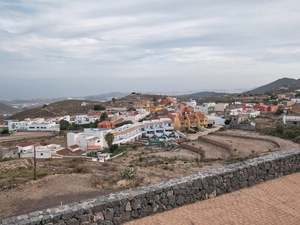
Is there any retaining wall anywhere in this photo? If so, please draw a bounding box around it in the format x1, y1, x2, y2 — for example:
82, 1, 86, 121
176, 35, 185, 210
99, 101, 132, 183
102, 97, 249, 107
1, 149, 300, 225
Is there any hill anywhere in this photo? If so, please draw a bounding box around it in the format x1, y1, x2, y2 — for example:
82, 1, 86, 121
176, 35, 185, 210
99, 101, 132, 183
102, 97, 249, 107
0, 102, 20, 114
0, 102, 20, 118
8, 100, 103, 121
177, 91, 234, 100
246, 77, 300, 94
85, 92, 128, 101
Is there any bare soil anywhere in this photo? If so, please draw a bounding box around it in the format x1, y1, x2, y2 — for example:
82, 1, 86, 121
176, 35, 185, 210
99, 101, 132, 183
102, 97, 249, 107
0, 129, 299, 219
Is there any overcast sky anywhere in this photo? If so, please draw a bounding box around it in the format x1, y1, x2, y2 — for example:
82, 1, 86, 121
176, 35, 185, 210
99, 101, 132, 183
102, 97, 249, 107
1, 0, 300, 99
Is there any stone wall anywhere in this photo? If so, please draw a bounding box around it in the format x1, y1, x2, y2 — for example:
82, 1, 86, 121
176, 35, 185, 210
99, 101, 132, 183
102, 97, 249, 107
1, 149, 300, 225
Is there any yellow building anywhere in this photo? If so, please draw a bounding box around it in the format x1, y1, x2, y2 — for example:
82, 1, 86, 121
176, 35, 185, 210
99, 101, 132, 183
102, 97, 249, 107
145, 105, 163, 113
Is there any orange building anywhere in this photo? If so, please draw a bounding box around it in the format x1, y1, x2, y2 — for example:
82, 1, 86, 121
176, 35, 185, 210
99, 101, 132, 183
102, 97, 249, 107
97, 121, 115, 129
253, 103, 278, 112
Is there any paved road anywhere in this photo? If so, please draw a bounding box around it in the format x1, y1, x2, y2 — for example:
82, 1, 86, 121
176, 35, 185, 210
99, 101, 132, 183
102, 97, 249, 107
126, 172, 300, 225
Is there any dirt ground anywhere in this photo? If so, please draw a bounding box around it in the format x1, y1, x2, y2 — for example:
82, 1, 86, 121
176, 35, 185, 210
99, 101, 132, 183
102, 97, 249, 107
0, 129, 299, 219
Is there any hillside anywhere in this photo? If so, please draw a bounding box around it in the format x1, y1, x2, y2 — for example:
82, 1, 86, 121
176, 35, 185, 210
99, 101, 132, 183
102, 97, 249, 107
0, 102, 20, 114
177, 91, 234, 100
8, 100, 103, 120
85, 92, 128, 101
246, 77, 300, 94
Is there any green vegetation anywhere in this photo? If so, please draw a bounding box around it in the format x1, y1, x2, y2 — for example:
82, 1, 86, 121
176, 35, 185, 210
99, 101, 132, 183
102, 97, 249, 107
262, 124, 300, 143
59, 120, 83, 130
121, 167, 137, 180
1, 128, 9, 134
100, 112, 108, 122
105, 132, 114, 149
93, 104, 106, 111
115, 120, 133, 128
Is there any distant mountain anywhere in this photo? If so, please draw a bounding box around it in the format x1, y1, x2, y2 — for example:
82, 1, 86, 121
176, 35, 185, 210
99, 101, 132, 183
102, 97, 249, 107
246, 77, 300, 94
0, 102, 20, 114
176, 91, 235, 99
85, 92, 128, 101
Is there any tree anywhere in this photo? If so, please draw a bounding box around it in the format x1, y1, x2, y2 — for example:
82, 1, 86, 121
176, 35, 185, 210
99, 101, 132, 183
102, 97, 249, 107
275, 121, 285, 134
110, 144, 119, 153
224, 119, 231, 125
105, 132, 114, 149
1, 128, 9, 134
94, 104, 105, 111
100, 112, 108, 122
59, 119, 70, 130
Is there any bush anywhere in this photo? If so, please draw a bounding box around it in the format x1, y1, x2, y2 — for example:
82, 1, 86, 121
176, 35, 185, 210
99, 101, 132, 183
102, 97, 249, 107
293, 136, 300, 143
282, 126, 300, 140
121, 167, 137, 180
1, 129, 9, 134
94, 104, 105, 111
218, 127, 226, 132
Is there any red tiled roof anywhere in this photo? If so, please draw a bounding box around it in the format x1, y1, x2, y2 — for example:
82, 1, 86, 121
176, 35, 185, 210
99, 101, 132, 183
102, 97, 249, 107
178, 115, 185, 123
17, 142, 40, 148
69, 144, 80, 149
98, 121, 113, 125
56, 148, 72, 156
195, 112, 205, 119
73, 150, 86, 155
57, 148, 86, 156
187, 114, 195, 121
86, 145, 101, 150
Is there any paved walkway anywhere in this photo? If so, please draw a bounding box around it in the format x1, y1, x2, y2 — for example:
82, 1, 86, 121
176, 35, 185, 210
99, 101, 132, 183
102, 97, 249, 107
126, 173, 300, 225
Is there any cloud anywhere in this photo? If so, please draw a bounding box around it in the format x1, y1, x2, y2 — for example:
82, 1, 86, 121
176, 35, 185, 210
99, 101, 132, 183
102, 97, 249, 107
0, 0, 300, 99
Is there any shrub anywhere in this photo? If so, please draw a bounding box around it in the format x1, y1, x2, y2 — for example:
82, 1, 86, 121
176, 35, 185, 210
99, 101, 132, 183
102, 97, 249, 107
1, 129, 9, 134
121, 167, 137, 180
218, 127, 226, 132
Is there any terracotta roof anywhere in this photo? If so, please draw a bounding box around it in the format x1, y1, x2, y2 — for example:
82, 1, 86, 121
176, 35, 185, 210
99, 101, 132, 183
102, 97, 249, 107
56, 148, 72, 156
187, 114, 195, 121
57, 148, 86, 156
86, 145, 101, 150
195, 112, 205, 119
98, 121, 114, 125
69, 144, 80, 150
178, 115, 185, 123
17, 142, 40, 148
73, 150, 86, 155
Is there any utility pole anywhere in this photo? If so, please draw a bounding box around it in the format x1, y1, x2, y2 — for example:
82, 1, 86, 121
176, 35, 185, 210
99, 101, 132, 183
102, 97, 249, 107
34, 145, 37, 180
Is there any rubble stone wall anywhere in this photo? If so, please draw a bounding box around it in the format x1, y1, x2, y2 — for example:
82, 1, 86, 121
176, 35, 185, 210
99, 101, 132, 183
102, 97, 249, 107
1, 149, 300, 225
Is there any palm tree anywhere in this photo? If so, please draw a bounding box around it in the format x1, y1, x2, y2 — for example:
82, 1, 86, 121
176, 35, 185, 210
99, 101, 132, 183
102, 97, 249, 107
105, 132, 114, 149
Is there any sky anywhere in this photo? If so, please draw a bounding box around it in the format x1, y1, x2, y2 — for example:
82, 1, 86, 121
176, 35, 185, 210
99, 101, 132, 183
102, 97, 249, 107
0, 0, 300, 100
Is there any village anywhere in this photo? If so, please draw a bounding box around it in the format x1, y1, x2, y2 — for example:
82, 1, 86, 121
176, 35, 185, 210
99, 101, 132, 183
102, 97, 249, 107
0, 91, 300, 218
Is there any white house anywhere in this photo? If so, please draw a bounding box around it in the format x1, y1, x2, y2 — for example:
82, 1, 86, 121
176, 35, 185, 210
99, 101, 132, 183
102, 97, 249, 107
194, 102, 216, 114
291, 98, 300, 103
8, 120, 60, 132
16, 142, 52, 159
185, 99, 197, 108
75, 114, 101, 125
67, 118, 178, 150
117, 112, 141, 123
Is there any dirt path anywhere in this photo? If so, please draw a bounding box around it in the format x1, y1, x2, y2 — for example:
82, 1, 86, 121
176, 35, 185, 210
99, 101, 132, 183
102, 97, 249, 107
192, 141, 229, 159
